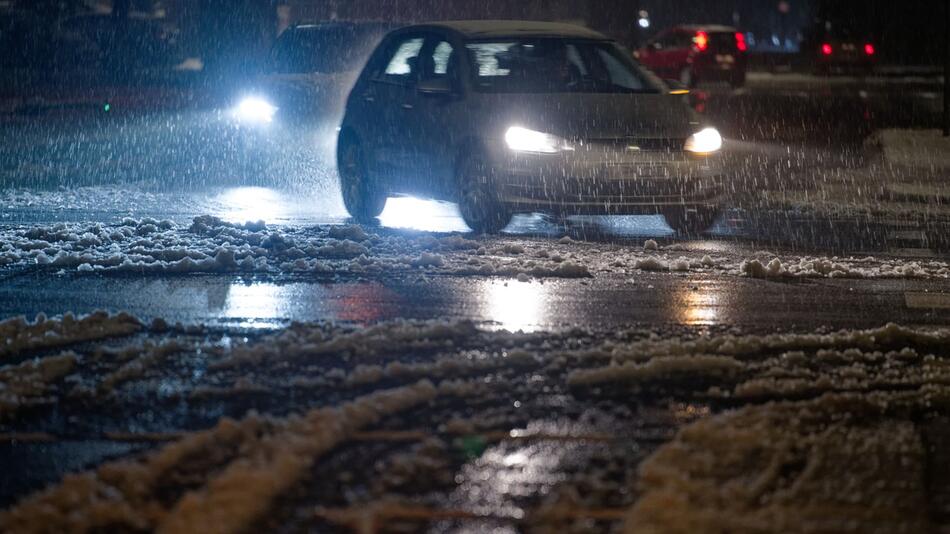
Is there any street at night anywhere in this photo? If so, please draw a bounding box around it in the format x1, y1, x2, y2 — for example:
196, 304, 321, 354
2, 1, 950, 533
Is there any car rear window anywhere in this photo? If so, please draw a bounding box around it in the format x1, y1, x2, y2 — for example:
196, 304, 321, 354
707, 32, 738, 52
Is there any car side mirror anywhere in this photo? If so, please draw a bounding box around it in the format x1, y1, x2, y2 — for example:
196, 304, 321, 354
417, 77, 453, 96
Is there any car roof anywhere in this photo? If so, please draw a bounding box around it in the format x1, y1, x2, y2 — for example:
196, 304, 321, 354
674, 24, 738, 33
291, 21, 392, 31
404, 20, 608, 40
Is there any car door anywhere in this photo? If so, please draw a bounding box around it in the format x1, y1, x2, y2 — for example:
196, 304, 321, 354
643, 30, 689, 79
668, 31, 697, 76
636, 31, 664, 72
406, 34, 464, 199
637, 30, 675, 77
362, 32, 426, 187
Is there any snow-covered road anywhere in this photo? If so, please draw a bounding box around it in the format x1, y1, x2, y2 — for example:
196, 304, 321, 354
3, 314, 950, 532
2, 72, 950, 532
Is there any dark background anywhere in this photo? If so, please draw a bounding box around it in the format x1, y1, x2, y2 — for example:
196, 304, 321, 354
0, 0, 945, 96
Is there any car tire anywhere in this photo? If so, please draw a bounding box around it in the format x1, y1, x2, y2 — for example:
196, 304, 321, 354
456, 156, 511, 234
337, 137, 386, 222
664, 206, 719, 236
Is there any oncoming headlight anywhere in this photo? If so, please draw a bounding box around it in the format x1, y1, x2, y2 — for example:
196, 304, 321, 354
233, 97, 277, 124
505, 126, 572, 154
684, 127, 722, 154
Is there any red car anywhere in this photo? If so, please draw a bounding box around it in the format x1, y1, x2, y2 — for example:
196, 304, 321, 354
635, 25, 747, 88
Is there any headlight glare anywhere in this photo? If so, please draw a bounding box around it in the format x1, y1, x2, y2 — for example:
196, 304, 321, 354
233, 97, 277, 123
505, 126, 570, 154
684, 127, 722, 154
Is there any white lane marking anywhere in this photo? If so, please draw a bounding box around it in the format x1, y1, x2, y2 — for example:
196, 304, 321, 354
888, 248, 938, 258
905, 292, 950, 309
887, 230, 928, 241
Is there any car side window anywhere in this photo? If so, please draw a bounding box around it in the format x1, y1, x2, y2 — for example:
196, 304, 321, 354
674, 32, 694, 49
431, 40, 454, 75
649, 33, 668, 50
418, 38, 459, 84
655, 31, 688, 50
376, 35, 424, 84
269, 31, 299, 73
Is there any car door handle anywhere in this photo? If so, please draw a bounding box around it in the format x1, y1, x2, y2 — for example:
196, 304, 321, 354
401, 103, 414, 110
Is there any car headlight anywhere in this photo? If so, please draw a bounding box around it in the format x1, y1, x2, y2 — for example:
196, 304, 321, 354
505, 126, 572, 154
684, 127, 722, 154
233, 97, 277, 124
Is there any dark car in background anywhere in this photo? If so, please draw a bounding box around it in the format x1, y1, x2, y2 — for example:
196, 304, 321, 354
55, 13, 184, 74
802, 23, 876, 75
338, 21, 724, 234
0, 10, 52, 69
635, 24, 747, 88
233, 22, 392, 126
231, 21, 393, 183
1, 8, 182, 78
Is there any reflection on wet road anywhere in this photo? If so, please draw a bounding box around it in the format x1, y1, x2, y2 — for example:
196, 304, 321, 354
674, 281, 725, 325
482, 280, 552, 333
212, 186, 313, 226
378, 197, 471, 233
2, 271, 947, 332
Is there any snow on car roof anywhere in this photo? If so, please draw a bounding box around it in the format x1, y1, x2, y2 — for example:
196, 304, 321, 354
413, 20, 608, 40
676, 24, 738, 33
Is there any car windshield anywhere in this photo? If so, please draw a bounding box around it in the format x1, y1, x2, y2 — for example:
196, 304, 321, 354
271, 25, 385, 74
465, 38, 659, 94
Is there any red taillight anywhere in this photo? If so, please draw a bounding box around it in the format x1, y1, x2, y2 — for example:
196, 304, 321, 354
864, 43, 875, 55
821, 43, 833, 55
693, 31, 709, 51
735, 32, 747, 52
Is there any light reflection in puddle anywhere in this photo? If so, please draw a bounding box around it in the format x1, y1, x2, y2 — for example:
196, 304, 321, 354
378, 197, 471, 233
211, 186, 332, 226
219, 281, 399, 328
453, 442, 568, 520
481, 279, 551, 333
213, 187, 287, 225
572, 214, 674, 237
376, 197, 731, 238
449, 420, 603, 522
674, 283, 724, 325
222, 283, 301, 329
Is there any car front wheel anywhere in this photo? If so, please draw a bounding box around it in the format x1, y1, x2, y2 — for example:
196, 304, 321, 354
456, 156, 511, 234
338, 138, 386, 221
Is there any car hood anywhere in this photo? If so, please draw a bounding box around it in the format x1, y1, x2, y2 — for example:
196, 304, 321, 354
477, 93, 700, 140
250, 71, 360, 120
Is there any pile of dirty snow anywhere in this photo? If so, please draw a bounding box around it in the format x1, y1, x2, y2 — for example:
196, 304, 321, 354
0, 216, 946, 282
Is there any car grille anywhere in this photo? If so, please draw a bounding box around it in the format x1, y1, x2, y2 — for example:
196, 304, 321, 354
579, 137, 687, 152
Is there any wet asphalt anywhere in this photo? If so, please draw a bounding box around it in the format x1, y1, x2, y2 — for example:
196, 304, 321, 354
1, 268, 949, 333
1, 72, 948, 333
1, 73, 949, 525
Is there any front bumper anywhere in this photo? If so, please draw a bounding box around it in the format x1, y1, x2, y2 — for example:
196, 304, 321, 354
487, 141, 725, 215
